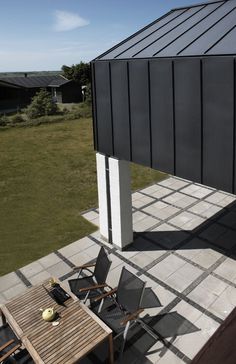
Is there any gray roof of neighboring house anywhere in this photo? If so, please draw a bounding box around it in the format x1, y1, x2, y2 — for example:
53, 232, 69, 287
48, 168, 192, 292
48, 76, 70, 87
0, 75, 70, 88
97, 0, 236, 60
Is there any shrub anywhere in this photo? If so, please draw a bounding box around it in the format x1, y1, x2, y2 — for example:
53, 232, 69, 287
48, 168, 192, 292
0, 115, 8, 126
62, 107, 70, 114
65, 111, 82, 120
11, 114, 25, 124
25, 89, 58, 119
85, 83, 92, 105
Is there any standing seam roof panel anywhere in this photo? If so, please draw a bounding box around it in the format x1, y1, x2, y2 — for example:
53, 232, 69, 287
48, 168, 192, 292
207, 25, 236, 53
181, 6, 236, 54
98, 9, 186, 60
157, 1, 225, 56
95, 0, 236, 59
134, 5, 217, 58
116, 6, 204, 59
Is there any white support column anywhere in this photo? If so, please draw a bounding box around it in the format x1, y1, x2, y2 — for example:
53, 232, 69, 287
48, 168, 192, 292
109, 157, 133, 249
96, 153, 109, 241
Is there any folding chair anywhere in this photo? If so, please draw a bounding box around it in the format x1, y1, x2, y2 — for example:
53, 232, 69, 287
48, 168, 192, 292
91, 267, 159, 361
68, 246, 111, 303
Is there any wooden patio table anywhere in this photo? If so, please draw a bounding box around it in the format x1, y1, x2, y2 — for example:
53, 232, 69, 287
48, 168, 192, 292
0, 280, 114, 364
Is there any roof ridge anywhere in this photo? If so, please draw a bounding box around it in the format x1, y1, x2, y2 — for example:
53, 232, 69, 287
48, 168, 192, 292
171, 0, 227, 11
59, 74, 69, 81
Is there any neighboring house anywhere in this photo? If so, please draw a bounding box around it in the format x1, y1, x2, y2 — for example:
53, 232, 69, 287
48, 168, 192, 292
0, 74, 82, 113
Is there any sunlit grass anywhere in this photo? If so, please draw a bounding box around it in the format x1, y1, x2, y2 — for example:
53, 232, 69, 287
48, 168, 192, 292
0, 118, 166, 275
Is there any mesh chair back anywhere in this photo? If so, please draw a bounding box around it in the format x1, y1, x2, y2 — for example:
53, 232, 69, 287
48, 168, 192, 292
94, 246, 111, 284
116, 267, 146, 313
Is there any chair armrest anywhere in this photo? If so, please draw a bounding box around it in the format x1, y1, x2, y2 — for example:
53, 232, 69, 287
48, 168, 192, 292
73, 263, 96, 271
0, 342, 21, 362
0, 339, 15, 352
93, 288, 117, 302
79, 283, 108, 292
120, 308, 144, 326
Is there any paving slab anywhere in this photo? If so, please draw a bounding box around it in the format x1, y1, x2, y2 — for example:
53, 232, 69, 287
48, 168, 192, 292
82, 210, 99, 222
58, 237, 94, 258
20, 261, 44, 278
68, 250, 92, 267
29, 270, 51, 285
38, 253, 62, 269
46, 261, 71, 279
214, 257, 236, 282
3, 282, 28, 301
0, 272, 22, 293
173, 312, 219, 359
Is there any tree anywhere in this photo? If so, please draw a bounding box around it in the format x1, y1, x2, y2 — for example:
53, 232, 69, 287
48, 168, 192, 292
61, 62, 91, 85
25, 89, 57, 119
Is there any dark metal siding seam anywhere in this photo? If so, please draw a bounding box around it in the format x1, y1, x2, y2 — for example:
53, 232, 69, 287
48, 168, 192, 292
127, 61, 133, 162
233, 58, 236, 194
172, 60, 176, 175
91, 62, 98, 150
152, 2, 225, 56
200, 59, 204, 184
204, 24, 236, 54
108, 62, 115, 156
114, 8, 188, 59
177, 1, 234, 55
147, 60, 153, 168
132, 5, 206, 58
95, 11, 173, 60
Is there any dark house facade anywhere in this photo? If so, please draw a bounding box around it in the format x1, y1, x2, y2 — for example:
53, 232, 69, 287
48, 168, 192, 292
0, 75, 82, 112
92, 0, 236, 194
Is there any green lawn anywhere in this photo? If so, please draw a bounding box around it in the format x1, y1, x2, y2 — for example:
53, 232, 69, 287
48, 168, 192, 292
0, 118, 166, 275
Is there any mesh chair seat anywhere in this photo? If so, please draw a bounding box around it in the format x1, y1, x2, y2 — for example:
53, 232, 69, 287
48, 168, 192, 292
69, 276, 96, 299
93, 300, 127, 335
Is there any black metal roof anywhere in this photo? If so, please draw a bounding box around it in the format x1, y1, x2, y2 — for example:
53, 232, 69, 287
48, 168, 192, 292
0, 75, 70, 89
97, 0, 236, 60
48, 76, 70, 87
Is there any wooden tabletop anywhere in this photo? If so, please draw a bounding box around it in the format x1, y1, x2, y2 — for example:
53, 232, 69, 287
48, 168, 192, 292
1, 281, 113, 364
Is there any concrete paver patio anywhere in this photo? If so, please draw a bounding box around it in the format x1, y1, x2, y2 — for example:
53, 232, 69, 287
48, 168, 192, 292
1, 176, 236, 363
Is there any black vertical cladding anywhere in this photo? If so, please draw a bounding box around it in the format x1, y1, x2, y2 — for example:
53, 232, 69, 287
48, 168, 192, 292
110, 61, 131, 160
129, 60, 151, 166
149, 59, 174, 174
91, 62, 98, 150
94, 61, 113, 156
174, 58, 202, 182
234, 58, 236, 194
203, 57, 234, 193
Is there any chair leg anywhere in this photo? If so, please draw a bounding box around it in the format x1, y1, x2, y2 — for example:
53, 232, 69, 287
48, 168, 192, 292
98, 298, 104, 313
137, 318, 165, 344
77, 269, 82, 278
118, 321, 130, 363
83, 290, 90, 304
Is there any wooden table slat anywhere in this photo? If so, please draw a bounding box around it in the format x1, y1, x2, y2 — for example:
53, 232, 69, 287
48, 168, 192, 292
43, 325, 102, 362
56, 330, 109, 364
47, 327, 105, 364
27, 305, 84, 342
35, 313, 91, 352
